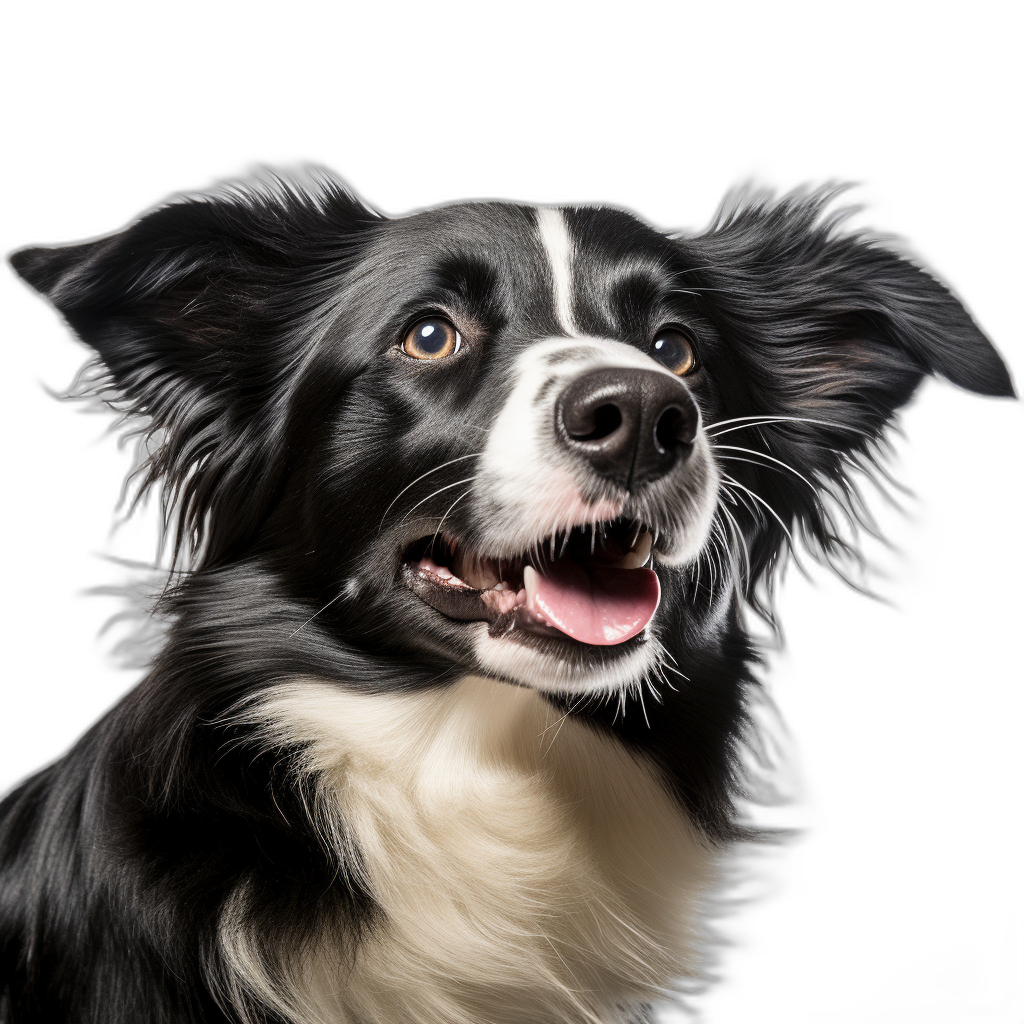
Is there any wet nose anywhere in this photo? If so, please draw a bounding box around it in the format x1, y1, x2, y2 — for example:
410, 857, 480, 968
556, 367, 699, 489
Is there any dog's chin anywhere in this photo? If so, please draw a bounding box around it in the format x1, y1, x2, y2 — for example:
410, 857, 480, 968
469, 621, 660, 695
398, 516, 666, 695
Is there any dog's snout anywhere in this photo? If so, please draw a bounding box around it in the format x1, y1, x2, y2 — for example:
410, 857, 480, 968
556, 367, 699, 488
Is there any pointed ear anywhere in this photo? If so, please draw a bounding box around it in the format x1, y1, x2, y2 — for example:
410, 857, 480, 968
10, 240, 103, 295
683, 188, 1014, 589
10, 172, 379, 411
10, 171, 380, 565
689, 189, 1014, 433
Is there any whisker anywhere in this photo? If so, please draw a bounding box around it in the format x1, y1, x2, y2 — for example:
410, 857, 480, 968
636, 683, 651, 729
721, 481, 759, 522
714, 444, 818, 491
710, 523, 727, 590
287, 591, 344, 639
718, 501, 752, 583
706, 415, 872, 441
378, 453, 482, 529
646, 674, 665, 703
721, 474, 796, 551
612, 686, 628, 725
429, 489, 473, 552
398, 476, 478, 524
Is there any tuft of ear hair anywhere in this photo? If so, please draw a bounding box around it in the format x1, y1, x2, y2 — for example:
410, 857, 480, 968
10, 169, 380, 570
684, 186, 1014, 605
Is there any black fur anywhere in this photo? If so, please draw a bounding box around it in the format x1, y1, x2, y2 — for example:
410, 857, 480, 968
2, 171, 1013, 1023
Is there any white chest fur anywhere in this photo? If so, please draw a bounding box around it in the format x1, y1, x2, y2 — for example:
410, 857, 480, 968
222, 676, 714, 1024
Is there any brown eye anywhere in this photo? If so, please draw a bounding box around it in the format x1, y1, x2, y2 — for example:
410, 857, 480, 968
402, 317, 461, 360
651, 327, 698, 375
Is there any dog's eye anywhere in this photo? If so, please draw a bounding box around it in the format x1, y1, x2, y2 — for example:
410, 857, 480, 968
403, 317, 461, 360
650, 327, 698, 375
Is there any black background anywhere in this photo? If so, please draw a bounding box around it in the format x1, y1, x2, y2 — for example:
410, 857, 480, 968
4, 51, 1019, 1024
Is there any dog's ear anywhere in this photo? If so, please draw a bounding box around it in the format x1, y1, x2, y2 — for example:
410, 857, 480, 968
685, 188, 1014, 590
690, 189, 1013, 419
10, 171, 380, 566
10, 172, 379, 411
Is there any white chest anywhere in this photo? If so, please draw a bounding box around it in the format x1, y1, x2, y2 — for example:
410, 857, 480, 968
224, 676, 714, 1024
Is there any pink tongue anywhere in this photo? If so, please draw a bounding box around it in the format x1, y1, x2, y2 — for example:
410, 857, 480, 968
525, 561, 661, 645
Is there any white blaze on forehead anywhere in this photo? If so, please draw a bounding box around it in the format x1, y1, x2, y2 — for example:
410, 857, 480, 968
535, 207, 577, 336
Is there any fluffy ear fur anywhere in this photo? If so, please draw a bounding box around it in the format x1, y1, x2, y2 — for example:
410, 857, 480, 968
684, 188, 1015, 595
10, 171, 380, 568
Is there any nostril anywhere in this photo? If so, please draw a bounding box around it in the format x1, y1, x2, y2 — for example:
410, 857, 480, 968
654, 405, 693, 454
568, 402, 623, 442
557, 367, 699, 488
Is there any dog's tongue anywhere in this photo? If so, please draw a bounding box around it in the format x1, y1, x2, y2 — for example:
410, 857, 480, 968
523, 562, 660, 645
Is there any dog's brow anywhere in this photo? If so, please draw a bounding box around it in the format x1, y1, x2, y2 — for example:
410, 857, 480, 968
535, 207, 577, 337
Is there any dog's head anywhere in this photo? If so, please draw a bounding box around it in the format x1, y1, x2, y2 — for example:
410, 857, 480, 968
11, 173, 1013, 694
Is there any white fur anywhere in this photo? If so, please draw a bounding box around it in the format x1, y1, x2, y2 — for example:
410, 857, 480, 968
536, 207, 577, 335
475, 336, 710, 560
220, 675, 715, 1024
471, 622, 663, 696
475, 338, 630, 560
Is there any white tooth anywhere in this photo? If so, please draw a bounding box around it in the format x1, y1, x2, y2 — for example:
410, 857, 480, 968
633, 531, 653, 561
520, 568, 555, 626
523, 565, 540, 605
614, 531, 653, 570
435, 566, 453, 579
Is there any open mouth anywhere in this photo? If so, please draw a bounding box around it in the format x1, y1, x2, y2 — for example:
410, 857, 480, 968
401, 517, 661, 647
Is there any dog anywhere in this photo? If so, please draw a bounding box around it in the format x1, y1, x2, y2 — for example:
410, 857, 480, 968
2, 171, 1013, 1024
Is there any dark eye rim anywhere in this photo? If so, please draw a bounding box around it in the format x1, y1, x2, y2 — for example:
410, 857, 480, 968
650, 324, 700, 375
400, 313, 463, 361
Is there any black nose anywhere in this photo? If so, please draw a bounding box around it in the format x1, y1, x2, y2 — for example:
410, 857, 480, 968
556, 367, 699, 489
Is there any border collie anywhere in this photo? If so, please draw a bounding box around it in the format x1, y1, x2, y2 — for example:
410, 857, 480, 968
2, 172, 1013, 1024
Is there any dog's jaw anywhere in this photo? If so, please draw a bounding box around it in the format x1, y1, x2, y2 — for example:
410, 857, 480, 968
470, 621, 665, 695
